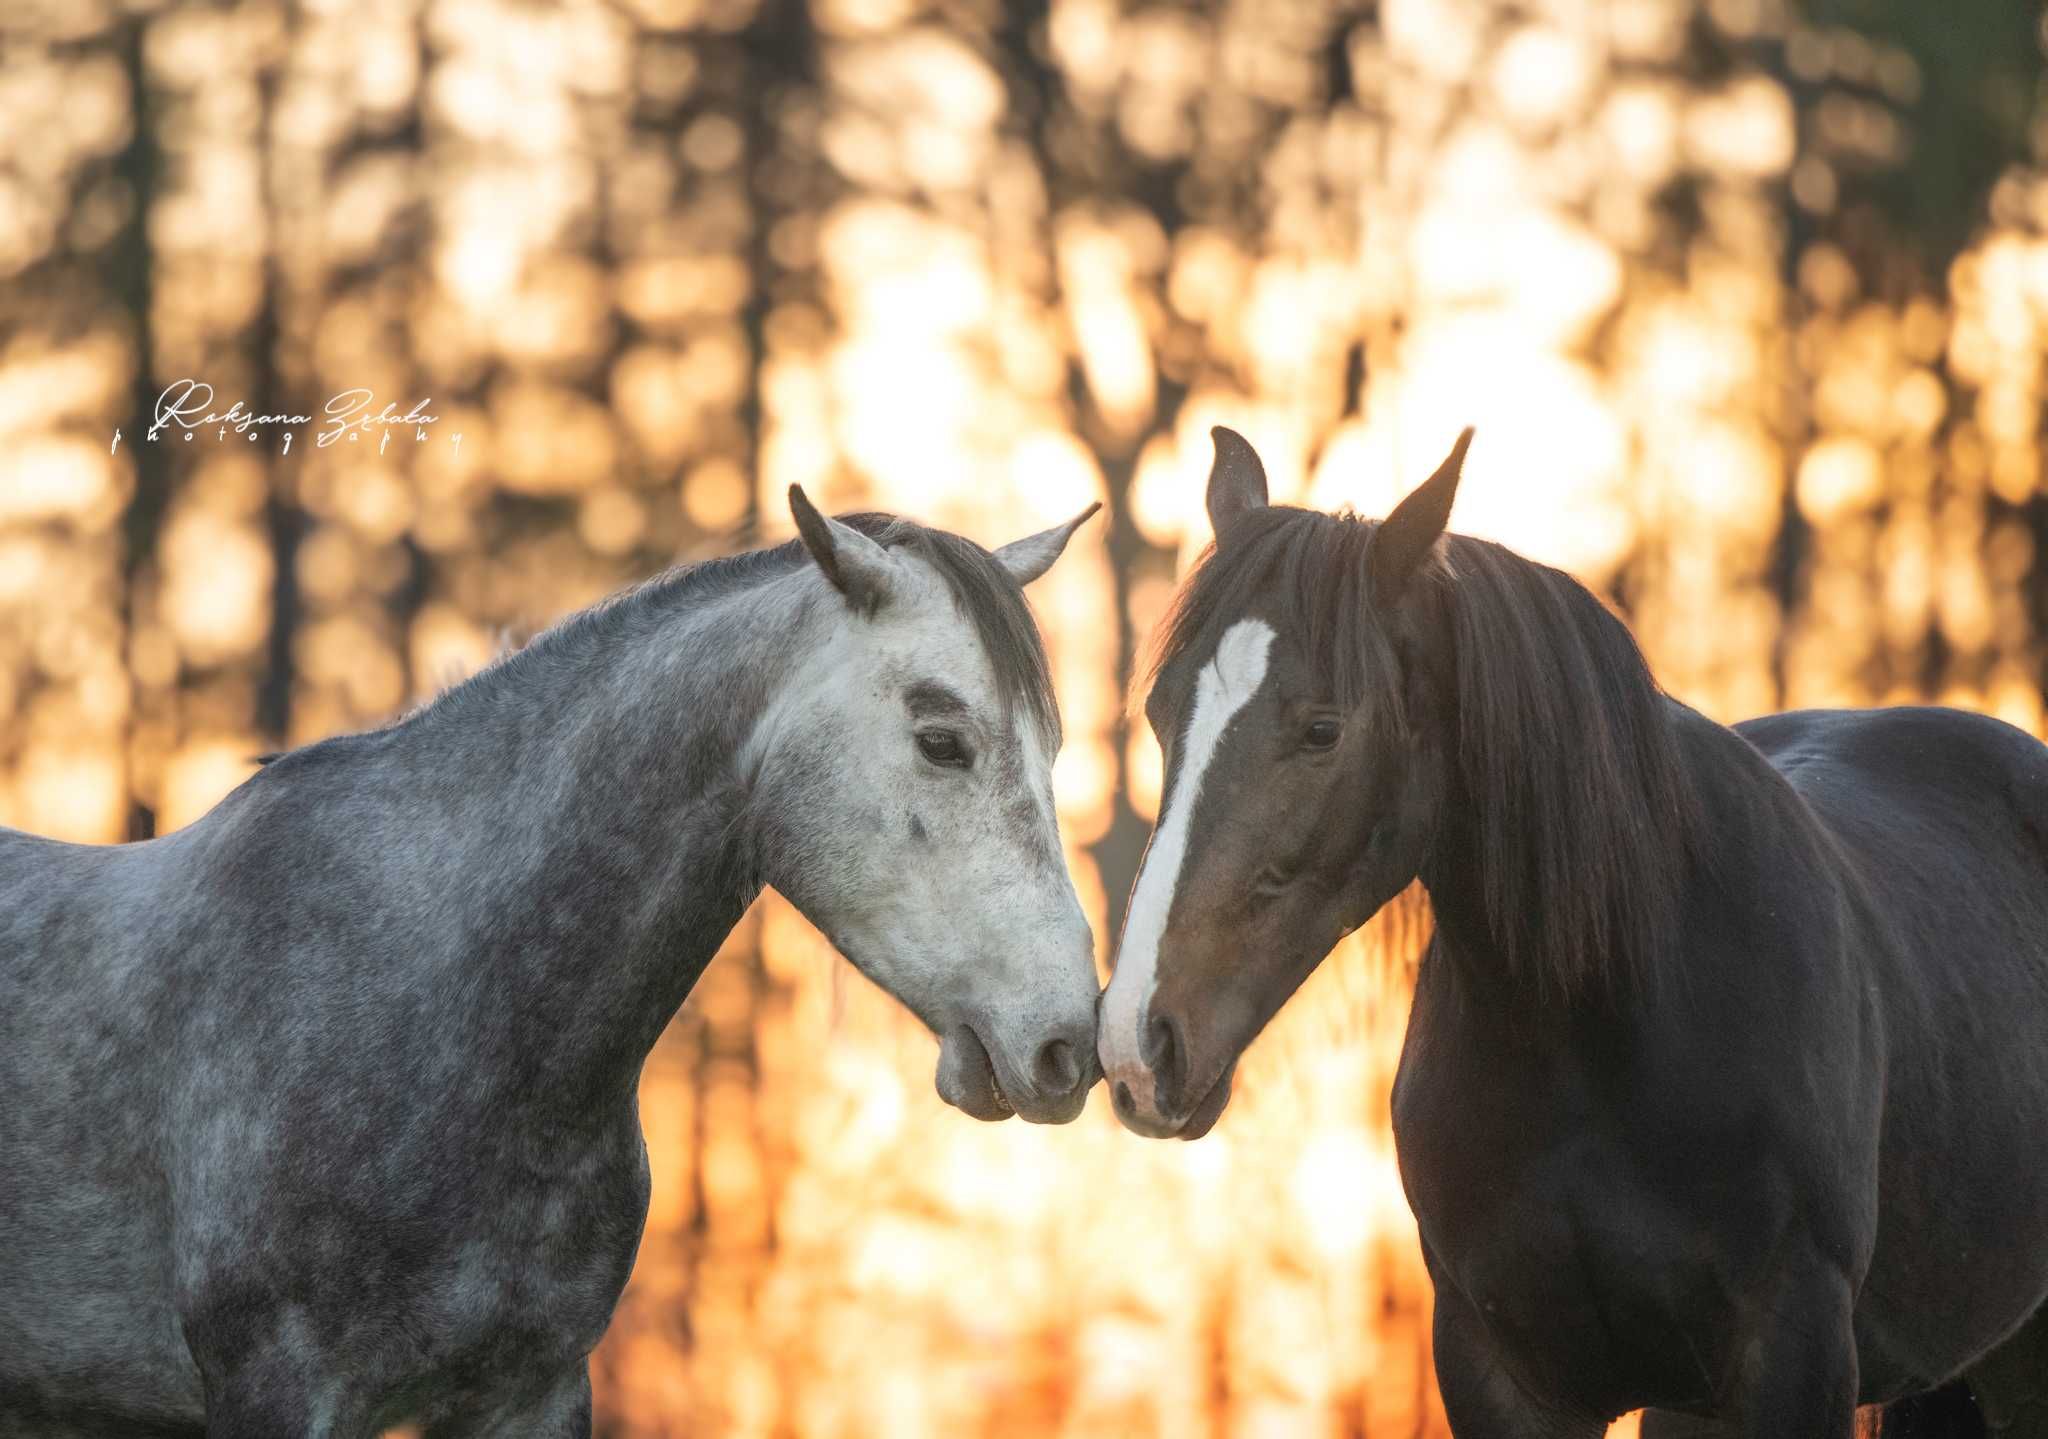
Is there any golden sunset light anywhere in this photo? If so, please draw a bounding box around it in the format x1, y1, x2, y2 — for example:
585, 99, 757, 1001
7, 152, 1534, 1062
3, 1, 2046, 1436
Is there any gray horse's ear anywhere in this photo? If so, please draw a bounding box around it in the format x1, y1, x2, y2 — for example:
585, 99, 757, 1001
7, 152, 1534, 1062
1206, 426, 1269, 546
1370, 427, 1473, 604
790, 484, 897, 613
994, 502, 1102, 586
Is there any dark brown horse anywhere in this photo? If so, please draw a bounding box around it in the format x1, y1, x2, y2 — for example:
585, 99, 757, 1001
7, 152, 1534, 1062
1098, 427, 2048, 1437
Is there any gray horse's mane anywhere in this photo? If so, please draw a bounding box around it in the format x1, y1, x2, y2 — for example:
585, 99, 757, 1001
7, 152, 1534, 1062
257, 511, 1059, 767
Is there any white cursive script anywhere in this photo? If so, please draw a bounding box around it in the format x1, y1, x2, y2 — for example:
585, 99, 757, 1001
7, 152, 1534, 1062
116, 379, 462, 459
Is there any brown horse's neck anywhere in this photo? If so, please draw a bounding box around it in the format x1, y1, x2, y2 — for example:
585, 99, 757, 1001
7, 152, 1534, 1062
1415, 713, 1691, 1016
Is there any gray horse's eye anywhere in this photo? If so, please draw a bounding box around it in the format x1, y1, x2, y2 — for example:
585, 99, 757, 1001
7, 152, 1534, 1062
1302, 719, 1340, 750
916, 730, 970, 768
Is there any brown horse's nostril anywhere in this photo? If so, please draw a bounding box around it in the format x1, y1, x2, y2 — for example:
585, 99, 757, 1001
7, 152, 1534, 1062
1034, 1037, 1082, 1094
1143, 1013, 1185, 1109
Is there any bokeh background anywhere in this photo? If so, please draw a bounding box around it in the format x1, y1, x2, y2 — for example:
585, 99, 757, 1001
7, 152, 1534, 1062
4, 0, 2048, 1434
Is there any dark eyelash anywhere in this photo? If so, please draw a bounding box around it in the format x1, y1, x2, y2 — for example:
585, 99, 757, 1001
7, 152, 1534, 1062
916, 731, 970, 768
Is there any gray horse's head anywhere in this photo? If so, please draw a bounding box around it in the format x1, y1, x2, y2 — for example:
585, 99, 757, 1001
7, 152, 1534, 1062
743, 488, 1102, 1124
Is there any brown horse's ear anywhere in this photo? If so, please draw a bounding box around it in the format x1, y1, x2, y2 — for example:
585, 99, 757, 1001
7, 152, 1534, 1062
790, 484, 899, 614
1206, 427, 1268, 546
1371, 427, 1473, 604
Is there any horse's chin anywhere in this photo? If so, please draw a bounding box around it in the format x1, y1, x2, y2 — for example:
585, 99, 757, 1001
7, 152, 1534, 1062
935, 1025, 1014, 1122
1174, 1064, 1236, 1141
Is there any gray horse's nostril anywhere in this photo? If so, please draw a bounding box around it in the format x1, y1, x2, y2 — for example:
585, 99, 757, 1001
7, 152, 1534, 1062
1034, 1037, 1082, 1094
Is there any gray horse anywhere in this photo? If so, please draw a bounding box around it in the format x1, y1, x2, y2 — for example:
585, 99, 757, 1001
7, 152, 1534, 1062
0, 487, 1103, 1437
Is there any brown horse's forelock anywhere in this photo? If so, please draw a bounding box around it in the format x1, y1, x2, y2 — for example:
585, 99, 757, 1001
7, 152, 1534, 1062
1139, 505, 1408, 744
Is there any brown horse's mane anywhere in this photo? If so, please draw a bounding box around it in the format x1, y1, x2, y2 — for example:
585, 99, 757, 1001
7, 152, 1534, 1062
1144, 504, 1699, 998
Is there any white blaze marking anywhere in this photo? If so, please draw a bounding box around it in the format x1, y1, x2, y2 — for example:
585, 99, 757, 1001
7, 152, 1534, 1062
1101, 618, 1275, 1111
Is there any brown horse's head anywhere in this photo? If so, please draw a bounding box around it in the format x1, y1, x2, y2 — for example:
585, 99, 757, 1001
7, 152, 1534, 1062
1096, 426, 1472, 1138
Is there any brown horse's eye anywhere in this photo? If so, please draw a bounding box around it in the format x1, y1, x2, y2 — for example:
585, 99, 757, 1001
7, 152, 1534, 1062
1303, 719, 1341, 750
916, 730, 970, 768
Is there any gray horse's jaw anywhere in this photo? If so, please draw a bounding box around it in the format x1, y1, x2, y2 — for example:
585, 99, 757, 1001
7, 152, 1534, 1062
934, 1024, 1013, 1122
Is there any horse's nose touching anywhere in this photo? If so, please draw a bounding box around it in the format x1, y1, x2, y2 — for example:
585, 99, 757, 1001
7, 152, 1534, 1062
1032, 1032, 1086, 1096
1099, 1000, 1183, 1139
977, 1003, 1099, 1123
971, 922, 1103, 1121
1029, 1013, 1099, 1105
1021, 909, 1106, 1112
1101, 981, 1239, 1141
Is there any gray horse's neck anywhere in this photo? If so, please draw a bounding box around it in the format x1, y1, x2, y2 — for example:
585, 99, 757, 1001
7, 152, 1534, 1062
211, 569, 814, 1111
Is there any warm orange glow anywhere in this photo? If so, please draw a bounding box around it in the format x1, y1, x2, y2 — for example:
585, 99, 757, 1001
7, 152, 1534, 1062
2, 1, 2044, 1435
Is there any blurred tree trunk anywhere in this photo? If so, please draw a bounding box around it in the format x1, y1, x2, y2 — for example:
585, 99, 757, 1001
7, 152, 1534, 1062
254, 39, 296, 747
990, 0, 1194, 933
114, 14, 164, 838
1728, 5, 2041, 708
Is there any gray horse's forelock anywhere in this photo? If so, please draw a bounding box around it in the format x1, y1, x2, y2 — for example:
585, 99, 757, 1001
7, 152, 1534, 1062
868, 517, 1061, 745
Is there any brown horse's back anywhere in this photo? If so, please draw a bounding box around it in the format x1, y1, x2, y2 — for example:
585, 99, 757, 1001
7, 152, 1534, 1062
1740, 706, 2048, 1398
